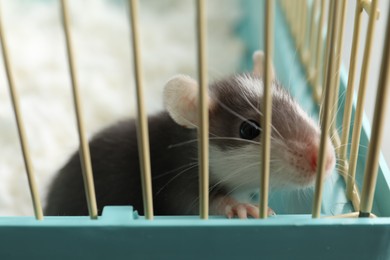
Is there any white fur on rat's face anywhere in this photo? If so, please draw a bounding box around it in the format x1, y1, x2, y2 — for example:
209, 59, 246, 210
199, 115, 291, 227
209, 138, 336, 192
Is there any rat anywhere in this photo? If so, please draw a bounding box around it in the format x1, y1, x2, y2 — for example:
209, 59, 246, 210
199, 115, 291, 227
44, 51, 336, 218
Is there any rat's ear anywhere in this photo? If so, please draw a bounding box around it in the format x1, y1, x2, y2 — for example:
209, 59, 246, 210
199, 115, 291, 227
252, 50, 276, 81
163, 75, 213, 128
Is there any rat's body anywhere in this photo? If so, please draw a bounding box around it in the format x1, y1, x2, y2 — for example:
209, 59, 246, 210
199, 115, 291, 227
45, 112, 204, 216
45, 52, 336, 217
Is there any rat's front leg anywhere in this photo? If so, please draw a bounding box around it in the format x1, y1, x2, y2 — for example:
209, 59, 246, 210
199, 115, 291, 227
210, 196, 275, 219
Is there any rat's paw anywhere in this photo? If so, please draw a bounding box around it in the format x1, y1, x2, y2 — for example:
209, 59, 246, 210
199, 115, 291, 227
225, 203, 276, 219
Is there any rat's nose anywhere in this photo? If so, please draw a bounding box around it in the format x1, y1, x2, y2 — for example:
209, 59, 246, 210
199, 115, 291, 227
307, 142, 335, 173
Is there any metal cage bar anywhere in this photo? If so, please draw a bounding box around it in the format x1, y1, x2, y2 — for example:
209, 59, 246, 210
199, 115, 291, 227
300, 0, 309, 65
60, 0, 98, 219
312, 0, 340, 218
0, 4, 43, 221
196, 0, 209, 219
292, 0, 299, 44
308, 0, 319, 83
260, 0, 274, 219
313, 0, 326, 103
319, 0, 335, 109
128, 0, 154, 220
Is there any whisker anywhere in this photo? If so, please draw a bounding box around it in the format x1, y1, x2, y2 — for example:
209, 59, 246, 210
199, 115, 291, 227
155, 164, 198, 195
333, 142, 369, 150
327, 89, 347, 133
209, 161, 261, 191
153, 162, 198, 180
168, 136, 261, 149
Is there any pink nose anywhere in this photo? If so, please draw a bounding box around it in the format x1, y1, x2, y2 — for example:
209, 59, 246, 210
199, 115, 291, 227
308, 144, 335, 172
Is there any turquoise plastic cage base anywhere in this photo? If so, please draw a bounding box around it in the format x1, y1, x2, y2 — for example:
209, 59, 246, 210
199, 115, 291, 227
1, 1, 390, 259
1, 206, 390, 259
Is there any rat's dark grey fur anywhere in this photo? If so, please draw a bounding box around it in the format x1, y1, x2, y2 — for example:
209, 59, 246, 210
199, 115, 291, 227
45, 112, 223, 216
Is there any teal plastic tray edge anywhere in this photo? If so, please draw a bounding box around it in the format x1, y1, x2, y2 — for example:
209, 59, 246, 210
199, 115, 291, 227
1, 207, 390, 260
1, 206, 390, 226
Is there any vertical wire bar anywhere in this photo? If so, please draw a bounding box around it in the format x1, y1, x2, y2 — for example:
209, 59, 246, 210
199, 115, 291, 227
298, 0, 307, 53
313, 0, 326, 103
320, 0, 335, 110
196, 0, 209, 219
312, 0, 339, 218
260, 0, 274, 219
339, 0, 364, 210
300, 0, 309, 65
128, 0, 154, 220
308, 0, 319, 83
294, 0, 301, 45
287, 0, 294, 29
359, 4, 390, 215
329, 0, 348, 144
289, 0, 295, 26
60, 0, 98, 219
0, 6, 43, 220
290, 1, 296, 39
347, 0, 379, 201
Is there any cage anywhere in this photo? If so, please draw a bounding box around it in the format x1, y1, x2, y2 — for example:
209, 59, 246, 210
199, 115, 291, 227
0, 0, 390, 259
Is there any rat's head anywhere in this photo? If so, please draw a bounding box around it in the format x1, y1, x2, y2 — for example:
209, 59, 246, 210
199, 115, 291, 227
163, 51, 335, 192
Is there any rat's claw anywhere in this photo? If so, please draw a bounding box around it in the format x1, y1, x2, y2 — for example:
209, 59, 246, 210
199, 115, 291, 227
236, 204, 248, 219
246, 204, 260, 218
214, 197, 276, 219
225, 203, 264, 219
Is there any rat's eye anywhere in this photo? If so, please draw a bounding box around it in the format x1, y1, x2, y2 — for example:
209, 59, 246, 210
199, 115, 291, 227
240, 120, 261, 140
